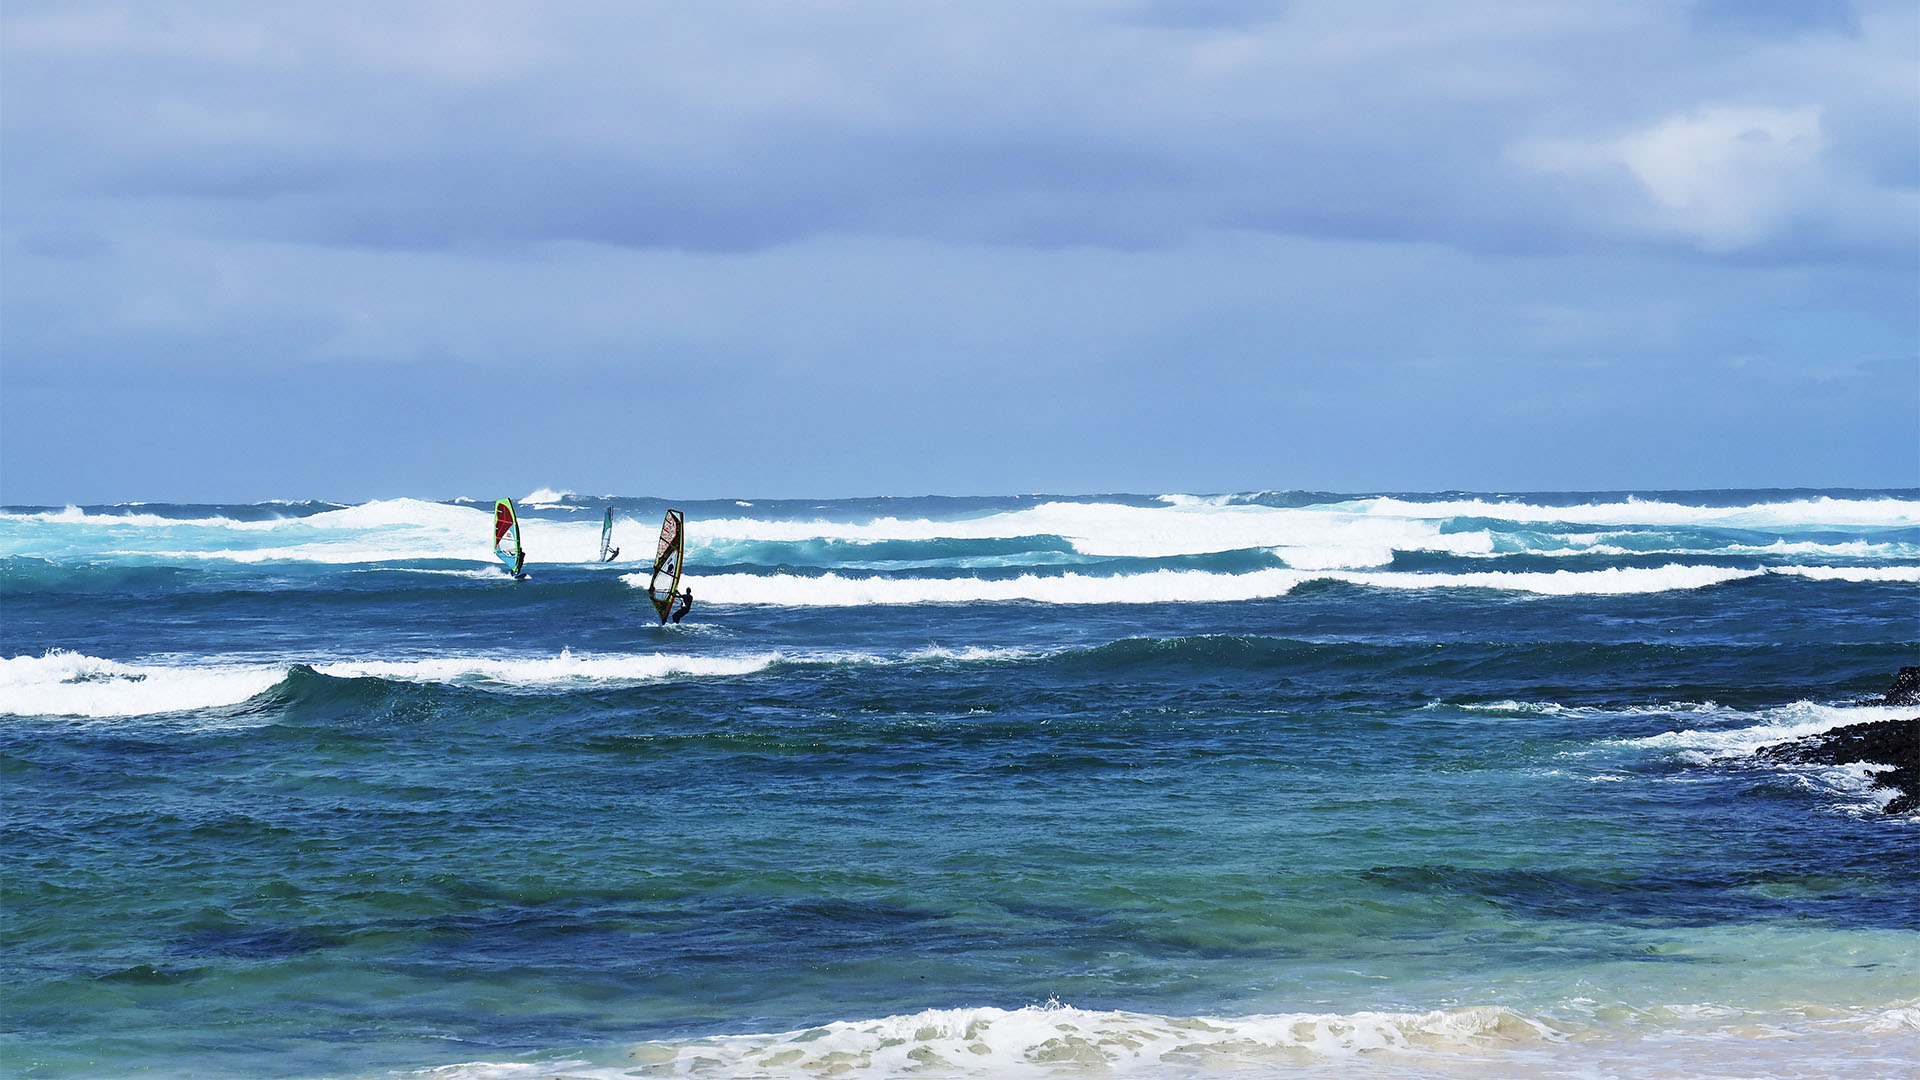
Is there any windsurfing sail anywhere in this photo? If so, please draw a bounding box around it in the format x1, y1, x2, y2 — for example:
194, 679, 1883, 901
493, 498, 524, 574
648, 509, 685, 622
599, 507, 616, 562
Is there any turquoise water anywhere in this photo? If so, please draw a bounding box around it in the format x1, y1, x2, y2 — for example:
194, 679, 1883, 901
2, 490, 1916, 1078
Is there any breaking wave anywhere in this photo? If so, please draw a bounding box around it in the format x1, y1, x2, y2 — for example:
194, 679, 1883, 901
1612, 700, 1918, 759
0, 649, 782, 719
0, 646, 1078, 719
635, 564, 1915, 606
8, 493, 1913, 574
1341, 494, 1918, 528
366, 997, 1920, 1079
1590, 700, 1920, 815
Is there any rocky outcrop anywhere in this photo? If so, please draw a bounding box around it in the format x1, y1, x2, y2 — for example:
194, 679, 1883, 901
1874, 666, 1920, 707
1756, 717, 1920, 815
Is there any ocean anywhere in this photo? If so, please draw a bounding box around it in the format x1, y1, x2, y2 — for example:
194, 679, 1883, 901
2, 489, 1916, 1079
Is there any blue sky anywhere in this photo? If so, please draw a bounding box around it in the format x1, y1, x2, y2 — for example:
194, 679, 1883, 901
3, 0, 1916, 503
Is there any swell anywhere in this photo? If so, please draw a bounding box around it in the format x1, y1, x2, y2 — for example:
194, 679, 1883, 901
12, 637, 1911, 720
1033, 636, 1919, 707
10, 550, 1914, 610
0, 557, 619, 598
1388, 544, 1920, 573
0, 650, 784, 719
8, 492, 1915, 572
0, 500, 349, 524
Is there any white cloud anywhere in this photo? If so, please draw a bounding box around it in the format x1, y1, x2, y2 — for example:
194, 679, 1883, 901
8, 1, 1912, 262
1615, 105, 1826, 250
1515, 104, 1839, 252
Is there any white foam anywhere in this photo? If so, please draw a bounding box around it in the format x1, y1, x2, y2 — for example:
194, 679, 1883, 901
3, 499, 629, 566
0, 499, 501, 566
0, 505, 255, 529
629, 563, 1873, 606
901, 645, 1045, 663
1606, 700, 1915, 813
7, 496, 1915, 576
1773, 565, 1920, 583
351, 567, 508, 580
0, 644, 1093, 719
1865, 1005, 1920, 1032
405, 1002, 1562, 1079
21, 505, 86, 522
0, 650, 287, 718
1484, 538, 1918, 560
0, 497, 476, 533
129, 546, 485, 566
297, 497, 475, 530
522, 487, 575, 505
691, 501, 1495, 565
0, 649, 784, 718
310, 650, 780, 688
1343, 494, 1919, 528
1459, 699, 1739, 719
1617, 701, 1915, 758
388, 998, 1920, 1080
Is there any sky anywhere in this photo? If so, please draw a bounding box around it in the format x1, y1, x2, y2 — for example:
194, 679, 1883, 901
2, 0, 1916, 503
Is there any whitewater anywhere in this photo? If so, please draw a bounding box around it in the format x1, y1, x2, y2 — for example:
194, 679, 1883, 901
2, 488, 1915, 1080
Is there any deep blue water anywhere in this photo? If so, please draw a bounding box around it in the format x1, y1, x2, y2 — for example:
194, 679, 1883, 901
2, 490, 1916, 1078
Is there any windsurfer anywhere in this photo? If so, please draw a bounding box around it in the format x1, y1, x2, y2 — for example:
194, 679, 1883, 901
604, 547, 619, 562
672, 588, 693, 624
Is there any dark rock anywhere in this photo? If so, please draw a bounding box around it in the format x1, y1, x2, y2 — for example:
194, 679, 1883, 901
97, 963, 183, 984
1878, 666, 1920, 707
1756, 717, 1920, 814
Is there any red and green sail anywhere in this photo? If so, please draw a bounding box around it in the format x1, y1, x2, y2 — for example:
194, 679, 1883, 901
493, 498, 523, 572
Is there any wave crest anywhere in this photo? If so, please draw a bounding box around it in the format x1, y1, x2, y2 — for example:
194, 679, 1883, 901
629, 564, 1912, 606
0, 649, 782, 719
411, 1002, 1563, 1079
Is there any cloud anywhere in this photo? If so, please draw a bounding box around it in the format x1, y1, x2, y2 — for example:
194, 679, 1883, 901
1617, 106, 1825, 249
8, 0, 1910, 266
1517, 105, 1830, 252
1512, 101, 1919, 259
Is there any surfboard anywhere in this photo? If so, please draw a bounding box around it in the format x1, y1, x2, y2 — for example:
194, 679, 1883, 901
599, 507, 617, 562
648, 509, 685, 623
493, 498, 527, 579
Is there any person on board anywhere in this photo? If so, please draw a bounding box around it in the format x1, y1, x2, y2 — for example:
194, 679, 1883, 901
671, 588, 693, 624
603, 547, 620, 563
512, 549, 527, 576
